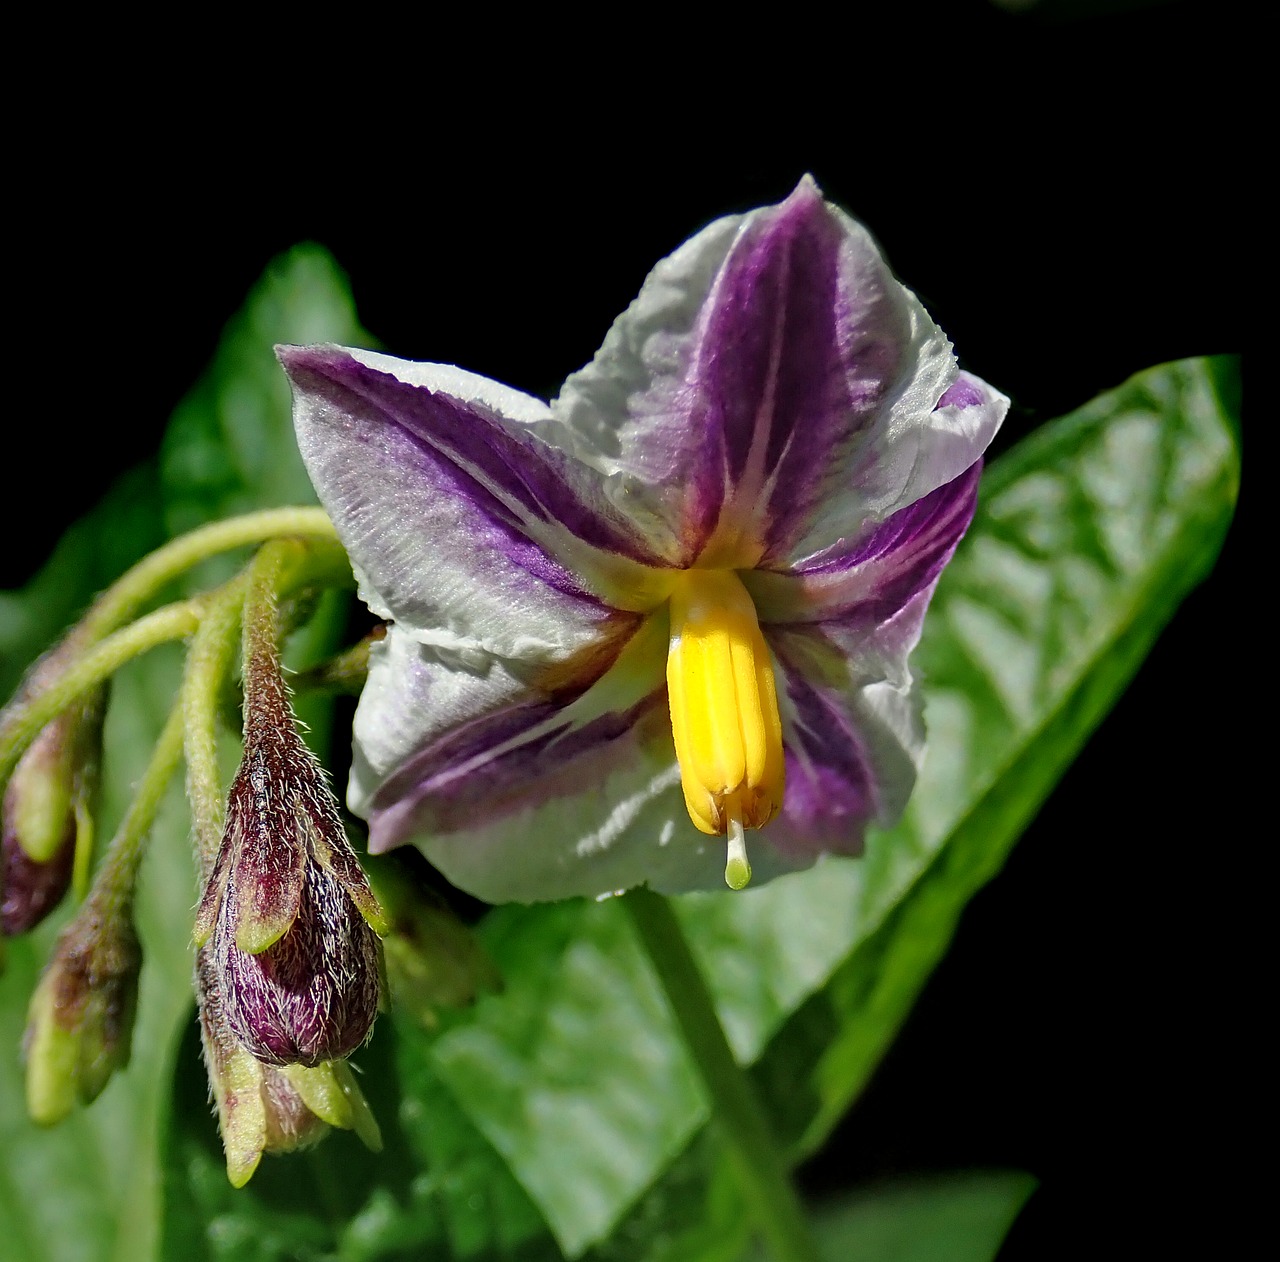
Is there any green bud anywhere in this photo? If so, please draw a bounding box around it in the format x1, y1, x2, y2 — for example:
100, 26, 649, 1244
2, 692, 105, 935
366, 854, 501, 1030
24, 907, 140, 1125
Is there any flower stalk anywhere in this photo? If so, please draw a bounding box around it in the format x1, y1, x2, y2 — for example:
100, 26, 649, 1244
1, 508, 340, 807
78, 507, 339, 642
624, 887, 820, 1262
0, 600, 205, 795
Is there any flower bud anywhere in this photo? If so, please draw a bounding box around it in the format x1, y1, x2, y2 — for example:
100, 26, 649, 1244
24, 905, 140, 1125
196, 947, 381, 1186
2, 692, 105, 935
366, 854, 500, 1030
196, 719, 388, 1067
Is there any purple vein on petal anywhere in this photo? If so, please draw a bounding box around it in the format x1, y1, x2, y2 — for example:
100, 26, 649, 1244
771, 652, 881, 853
683, 181, 851, 557
368, 687, 669, 848
283, 346, 669, 573
749, 462, 981, 628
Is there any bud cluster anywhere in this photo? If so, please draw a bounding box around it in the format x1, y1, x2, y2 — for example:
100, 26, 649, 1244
0, 519, 427, 1189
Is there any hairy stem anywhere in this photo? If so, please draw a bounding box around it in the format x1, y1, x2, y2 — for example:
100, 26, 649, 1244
86, 697, 188, 919
0, 600, 206, 795
81, 508, 338, 640
181, 578, 250, 877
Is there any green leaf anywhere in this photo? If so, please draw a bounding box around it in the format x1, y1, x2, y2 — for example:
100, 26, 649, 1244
428, 357, 1239, 1256
758, 1172, 1037, 1262
760, 354, 1241, 1157
0, 246, 367, 1262
159, 1016, 562, 1262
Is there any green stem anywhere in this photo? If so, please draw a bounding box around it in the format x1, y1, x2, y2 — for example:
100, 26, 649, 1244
181, 578, 249, 877
0, 599, 206, 793
86, 696, 188, 918
1, 536, 353, 808
80, 508, 338, 640
623, 888, 821, 1262
241, 539, 302, 736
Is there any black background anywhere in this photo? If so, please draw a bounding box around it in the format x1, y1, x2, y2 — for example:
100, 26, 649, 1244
9, 2, 1246, 1256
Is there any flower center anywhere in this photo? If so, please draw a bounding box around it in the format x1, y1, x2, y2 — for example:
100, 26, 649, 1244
665, 569, 785, 888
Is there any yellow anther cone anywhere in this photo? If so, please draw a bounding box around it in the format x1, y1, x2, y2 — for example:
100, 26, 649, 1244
666, 570, 784, 886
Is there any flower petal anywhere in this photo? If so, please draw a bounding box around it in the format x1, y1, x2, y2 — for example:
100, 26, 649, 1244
281, 345, 673, 664
356, 617, 809, 900
553, 178, 998, 567
753, 465, 977, 857
764, 584, 935, 859
744, 461, 982, 626
347, 610, 640, 816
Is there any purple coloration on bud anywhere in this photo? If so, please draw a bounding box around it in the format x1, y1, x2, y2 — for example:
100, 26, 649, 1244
198, 714, 386, 1067
1, 691, 105, 936
2, 825, 74, 937
24, 904, 140, 1124
196, 946, 381, 1186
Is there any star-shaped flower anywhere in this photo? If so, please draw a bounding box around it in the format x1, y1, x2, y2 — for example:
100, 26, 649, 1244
279, 178, 1006, 902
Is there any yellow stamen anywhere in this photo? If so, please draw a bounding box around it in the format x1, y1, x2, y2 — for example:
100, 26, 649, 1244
666, 569, 784, 888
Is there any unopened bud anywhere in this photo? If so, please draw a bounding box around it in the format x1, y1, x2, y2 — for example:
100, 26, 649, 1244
1, 692, 105, 935
367, 855, 500, 1030
196, 719, 387, 1067
24, 905, 140, 1125
196, 947, 380, 1186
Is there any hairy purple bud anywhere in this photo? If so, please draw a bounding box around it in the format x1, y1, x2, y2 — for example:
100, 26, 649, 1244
24, 903, 140, 1124
196, 946, 381, 1186
2, 691, 105, 935
196, 717, 388, 1067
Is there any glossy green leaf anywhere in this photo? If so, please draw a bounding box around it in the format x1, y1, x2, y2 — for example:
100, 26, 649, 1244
429, 357, 1239, 1256
754, 1172, 1037, 1262
0, 246, 366, 1262
760, 355, 1241, 1158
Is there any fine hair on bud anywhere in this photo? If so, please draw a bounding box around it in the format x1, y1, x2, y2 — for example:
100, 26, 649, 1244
201, 716, 384, 1068
24, 905, 141, 1123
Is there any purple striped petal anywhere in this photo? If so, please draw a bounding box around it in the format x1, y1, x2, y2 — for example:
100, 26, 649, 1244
749, 467, 978, 855
359, 616, 704, 900
554, 178, 997, 568
745, 461, 982, 628
781, 368, 1006, 565
354, 616, 814, 900
282, 346, 676, 665
763, 585, 934, 859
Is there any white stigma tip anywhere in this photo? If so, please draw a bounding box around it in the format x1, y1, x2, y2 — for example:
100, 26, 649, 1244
724, 811, 752, 891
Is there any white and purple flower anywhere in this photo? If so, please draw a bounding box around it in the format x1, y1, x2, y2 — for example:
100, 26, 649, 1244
279, 178, 1006, 902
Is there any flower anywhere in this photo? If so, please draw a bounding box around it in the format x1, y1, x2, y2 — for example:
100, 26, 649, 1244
280, 178, 1006, 901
